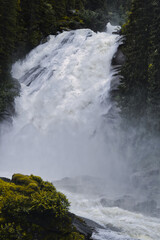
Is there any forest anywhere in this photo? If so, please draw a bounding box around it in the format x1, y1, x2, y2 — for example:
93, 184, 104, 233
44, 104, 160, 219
0, 0, 160, 239
118, 0, 160, 132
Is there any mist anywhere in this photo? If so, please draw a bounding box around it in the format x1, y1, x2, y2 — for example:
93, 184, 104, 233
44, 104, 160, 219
0, 25, 160, 220
0, 27, 124, 182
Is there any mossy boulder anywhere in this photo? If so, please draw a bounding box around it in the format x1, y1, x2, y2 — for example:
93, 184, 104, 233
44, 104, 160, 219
0, 173, 88, 240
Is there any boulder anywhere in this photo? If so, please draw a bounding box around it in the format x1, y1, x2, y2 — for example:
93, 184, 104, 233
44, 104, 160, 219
134, 200, 157, 216
114, 195, 136, 211
112, 47, 126, 66
70, 213, 97, 239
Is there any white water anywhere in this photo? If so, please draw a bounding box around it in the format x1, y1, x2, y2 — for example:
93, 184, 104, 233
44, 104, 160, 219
0, 24, 123, 180
57, 187, 160, 240
0, 24, 160, 239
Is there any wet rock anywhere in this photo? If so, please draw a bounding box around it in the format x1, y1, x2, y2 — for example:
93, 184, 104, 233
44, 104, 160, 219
105, 223, 121, 233
81, 217, 105, 231
69, 213, 94, 239
114, 195, 136, 211
112, 47, 126, 66
134, 200, 157, 216
100, 198, 114, 207
54, 175, 107, 195
131, 168, 160, 204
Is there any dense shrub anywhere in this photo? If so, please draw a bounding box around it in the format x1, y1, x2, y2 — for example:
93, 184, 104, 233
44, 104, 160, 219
0, 174, 85, 240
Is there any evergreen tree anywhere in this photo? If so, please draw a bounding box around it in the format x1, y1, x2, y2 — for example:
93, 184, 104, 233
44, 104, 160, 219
0, 0, 17, 77
119, 0, 159, 122
0, 0, 18, 117
117, 0, 160, 132
147, 0, 160, 129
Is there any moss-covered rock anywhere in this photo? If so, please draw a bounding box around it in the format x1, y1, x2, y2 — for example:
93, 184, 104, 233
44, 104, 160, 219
0, 174, 88, 240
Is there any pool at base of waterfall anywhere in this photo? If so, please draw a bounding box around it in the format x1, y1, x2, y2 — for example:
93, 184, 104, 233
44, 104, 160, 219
54, 176, 160, 240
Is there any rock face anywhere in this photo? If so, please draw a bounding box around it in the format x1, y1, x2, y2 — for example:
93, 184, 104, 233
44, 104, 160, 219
110, 43, 126, 93
112, 46, 126, 66
114, 195, 136, 211
70, 213, 93, 240
134, 200, 157, 216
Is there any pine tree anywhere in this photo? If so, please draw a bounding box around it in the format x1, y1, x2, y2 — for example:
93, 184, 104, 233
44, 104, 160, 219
147, 0, 160, 130
0, 0, 17, 77
0, 0, 18, 116
119, 0, 160, 130
119, 0, 152, 119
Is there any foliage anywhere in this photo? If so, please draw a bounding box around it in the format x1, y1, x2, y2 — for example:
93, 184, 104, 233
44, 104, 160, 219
118, 0, 160, 130
0, 174, 84, 240
147, 0, 160, 129
79, 9, 108, 32
105, 0, 131, 25
0, 0, 18, 119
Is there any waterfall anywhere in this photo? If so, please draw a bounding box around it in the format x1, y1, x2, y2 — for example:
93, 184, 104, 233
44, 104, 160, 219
0, 24, 160, 239
0, 25, 122, 181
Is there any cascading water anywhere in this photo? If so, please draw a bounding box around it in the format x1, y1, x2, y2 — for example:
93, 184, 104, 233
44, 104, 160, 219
0, 24, 123, 181
0, 23, 160, 239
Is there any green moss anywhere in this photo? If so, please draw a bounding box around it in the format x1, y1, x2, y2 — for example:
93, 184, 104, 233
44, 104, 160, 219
0, 174, 85, 240
30, 175, 43, 184
12, 174, 33, 186
64, 232, 85, 240
27, 182, 39, 191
